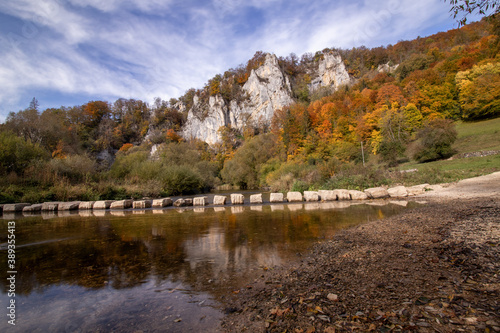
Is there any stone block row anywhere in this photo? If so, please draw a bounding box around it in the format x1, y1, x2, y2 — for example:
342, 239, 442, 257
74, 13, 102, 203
1, 183, 440, 216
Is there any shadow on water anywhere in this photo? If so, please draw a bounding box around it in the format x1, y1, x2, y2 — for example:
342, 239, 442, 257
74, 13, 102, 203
0, 201, 419, 332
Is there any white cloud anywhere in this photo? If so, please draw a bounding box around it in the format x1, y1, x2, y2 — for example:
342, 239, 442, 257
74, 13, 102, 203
0, 0, 475, 117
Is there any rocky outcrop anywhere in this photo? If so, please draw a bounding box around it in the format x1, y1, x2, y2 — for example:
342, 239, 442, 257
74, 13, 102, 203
59, 202, 81, 211
309, 52, 351, 91
182, 52, 351, 144
93, 200, 114, 210
333, 190, 351, 201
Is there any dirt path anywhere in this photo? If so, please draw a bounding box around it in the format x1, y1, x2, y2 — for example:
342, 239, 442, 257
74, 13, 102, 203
416, 171, 500, 200
220, 173, 500, 332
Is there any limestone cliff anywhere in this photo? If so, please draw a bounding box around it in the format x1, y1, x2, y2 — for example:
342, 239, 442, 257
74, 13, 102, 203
182, 52, 351, 144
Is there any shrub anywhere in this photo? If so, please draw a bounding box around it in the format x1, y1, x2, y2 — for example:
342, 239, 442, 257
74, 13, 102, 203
161, 166, 204, 195
413, 119, 457, 163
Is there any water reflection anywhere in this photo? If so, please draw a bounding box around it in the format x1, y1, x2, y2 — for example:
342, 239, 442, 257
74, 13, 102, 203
0, 202, 415, 332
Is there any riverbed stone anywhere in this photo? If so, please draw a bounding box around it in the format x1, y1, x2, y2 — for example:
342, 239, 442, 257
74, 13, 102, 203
152, 198, 172, 208
110, 200, 133, 209
270, 193, 284, 203
333, 189, 351, 201
23, 204, 43, 212
213, 195, 227, 205
3, 203, 31, 212
59, 202, 81, 211
42, 202, 61, 211
387, 186, 408, 198
93, 200, 114, 210
407, 184, 430, 196
364, 187, 390, 199
133, 200, 152, 209
79, 201, 95, 210
287, 192, 303, 202
250, 193, 263, 204
230, 193, 245, 205
318, 190, 337, 201
173, 198, 193, 207
304, 191, 320, 202
193, 197, 209, 206
349, 190, 369, 200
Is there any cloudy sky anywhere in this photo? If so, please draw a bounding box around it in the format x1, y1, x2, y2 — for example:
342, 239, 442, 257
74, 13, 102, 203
0, 0, 484, 121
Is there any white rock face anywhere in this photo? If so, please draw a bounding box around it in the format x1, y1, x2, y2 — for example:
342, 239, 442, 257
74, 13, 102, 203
309, 52, 351, 91
182, 52, 351, 144
133, 200, 152, 209
152, 198, 173, 208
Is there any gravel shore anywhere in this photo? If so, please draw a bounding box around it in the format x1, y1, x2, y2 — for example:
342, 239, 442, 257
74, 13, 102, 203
221, 173, 500, 332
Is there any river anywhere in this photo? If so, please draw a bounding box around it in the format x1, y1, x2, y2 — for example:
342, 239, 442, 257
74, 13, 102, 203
0, 199, 417, 332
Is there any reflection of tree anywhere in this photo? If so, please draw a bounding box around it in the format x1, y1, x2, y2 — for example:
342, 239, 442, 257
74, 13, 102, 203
0, 204, 408, 297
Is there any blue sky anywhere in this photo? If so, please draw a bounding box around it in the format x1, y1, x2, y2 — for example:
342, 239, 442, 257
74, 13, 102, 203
0, 0, 485, 121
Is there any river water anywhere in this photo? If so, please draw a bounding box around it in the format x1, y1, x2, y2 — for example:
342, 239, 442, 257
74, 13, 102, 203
0, 200, 417, 332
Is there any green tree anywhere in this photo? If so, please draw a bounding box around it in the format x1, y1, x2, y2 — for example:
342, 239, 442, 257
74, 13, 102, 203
0, 131, 48, 175
413, 118, 457, 162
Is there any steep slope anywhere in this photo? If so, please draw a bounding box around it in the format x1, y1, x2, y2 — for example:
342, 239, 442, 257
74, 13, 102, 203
181, 52, 351, 144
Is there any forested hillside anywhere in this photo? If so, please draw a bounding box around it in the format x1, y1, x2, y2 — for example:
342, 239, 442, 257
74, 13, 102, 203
1, 16, 499, 203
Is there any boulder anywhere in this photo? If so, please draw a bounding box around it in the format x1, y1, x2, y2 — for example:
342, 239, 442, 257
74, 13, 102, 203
110, 200, 133, 209
364, 187, 390, 199
250, 193, 263, 204
304, 191, 320, 202
387, 186, 408, 198
133, 200, 152, 209
213, 195, 227, 205
230, 193, 245, 205
79, 201, 95, 210
59, 202, 81, 211
23, 204, 43, 213
333, 189, 351, 201
407, 184, 430, 196
193, 197, 209, 206
348, 190, 369, 200
93, 200, 114, 210
287, 192, 303, 202
152, 198, 172, 208
173, 198, 193, 207
42, 202, 60, 211
318, 190, 337, 201
270, 193, 284, 203
3, 203, 31, 212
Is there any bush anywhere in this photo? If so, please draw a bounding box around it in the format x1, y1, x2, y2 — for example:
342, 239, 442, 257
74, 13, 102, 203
161, 166, 204, 195
413, 119, 457, 163
48, 154, 97, 182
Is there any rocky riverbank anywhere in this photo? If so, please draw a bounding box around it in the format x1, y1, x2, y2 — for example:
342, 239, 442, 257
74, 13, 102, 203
220, 173, 500, 332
